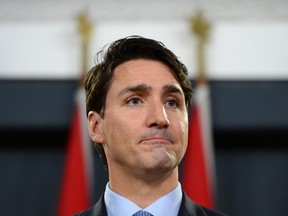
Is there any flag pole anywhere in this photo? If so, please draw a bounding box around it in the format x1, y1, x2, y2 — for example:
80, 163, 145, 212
190, 11, 211, 84
57, 13, 94, 216
76, 11, 94, 201
182, 11, 215, 209
77, 13, 92, 86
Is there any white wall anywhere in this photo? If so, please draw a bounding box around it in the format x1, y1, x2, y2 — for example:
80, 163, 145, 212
1, 20, 288, 80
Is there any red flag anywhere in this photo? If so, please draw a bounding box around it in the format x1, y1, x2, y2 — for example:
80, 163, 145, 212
57, 89, 93, 216
182, 83, 215, 208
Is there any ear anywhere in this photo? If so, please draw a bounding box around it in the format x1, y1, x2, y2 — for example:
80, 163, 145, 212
87, 111, 104, 144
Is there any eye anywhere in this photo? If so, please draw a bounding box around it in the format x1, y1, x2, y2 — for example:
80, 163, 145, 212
165, 98, 179, 109
126, 97, 142, 106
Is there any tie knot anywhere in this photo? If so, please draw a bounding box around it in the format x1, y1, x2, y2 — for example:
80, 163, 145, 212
132, 210, 153, 216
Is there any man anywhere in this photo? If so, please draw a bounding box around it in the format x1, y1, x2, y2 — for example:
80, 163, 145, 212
75, 36, 228, 216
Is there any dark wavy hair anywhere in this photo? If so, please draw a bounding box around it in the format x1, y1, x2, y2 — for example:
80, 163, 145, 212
85, 35, 193, 168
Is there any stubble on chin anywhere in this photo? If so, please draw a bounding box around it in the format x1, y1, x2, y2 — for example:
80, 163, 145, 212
149, 146, 178, 170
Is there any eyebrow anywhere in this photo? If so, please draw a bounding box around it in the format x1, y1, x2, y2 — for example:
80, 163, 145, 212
118, 84, 152, 97
118, 84, 183, 97
163, 85, 183, 96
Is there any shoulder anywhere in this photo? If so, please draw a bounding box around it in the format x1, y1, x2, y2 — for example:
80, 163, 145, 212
180, 192, 229, 216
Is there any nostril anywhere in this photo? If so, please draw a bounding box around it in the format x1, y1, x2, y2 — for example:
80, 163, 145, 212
149, 118, 170, 129
150, 122, 158, 128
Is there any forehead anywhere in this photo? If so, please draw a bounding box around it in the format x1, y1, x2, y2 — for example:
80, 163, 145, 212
111, 59, 179, 87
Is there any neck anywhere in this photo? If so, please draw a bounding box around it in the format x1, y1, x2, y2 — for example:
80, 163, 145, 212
108, 167, 179, 208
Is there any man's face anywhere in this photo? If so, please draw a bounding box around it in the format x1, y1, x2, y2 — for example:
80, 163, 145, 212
89, 59, 189, 178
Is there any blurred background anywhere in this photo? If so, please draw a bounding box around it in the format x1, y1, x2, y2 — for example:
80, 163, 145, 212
1, 0, 288, 216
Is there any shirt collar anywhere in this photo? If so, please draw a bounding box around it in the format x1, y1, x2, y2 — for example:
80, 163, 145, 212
104, 182, 182, 216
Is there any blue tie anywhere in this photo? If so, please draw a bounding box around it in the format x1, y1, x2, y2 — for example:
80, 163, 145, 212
132, 210, 153, 216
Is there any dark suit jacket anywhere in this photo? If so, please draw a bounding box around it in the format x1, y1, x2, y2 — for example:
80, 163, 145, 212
74, 192, 228, 216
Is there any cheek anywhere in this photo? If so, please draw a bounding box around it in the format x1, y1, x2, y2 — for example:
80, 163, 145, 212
178, 118, 189, 151
181, 118, 189, 137
102, 114, 137, 145
172, 113, 188, 135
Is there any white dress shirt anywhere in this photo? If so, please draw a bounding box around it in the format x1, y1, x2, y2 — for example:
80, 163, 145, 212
104, 182, 182, 216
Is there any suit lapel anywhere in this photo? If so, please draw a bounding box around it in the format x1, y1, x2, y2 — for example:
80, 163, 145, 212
178, 192, 197, 216
92, 195, 107, 216
178, 192, 211, 216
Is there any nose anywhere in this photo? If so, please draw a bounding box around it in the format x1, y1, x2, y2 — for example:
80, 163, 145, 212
146, 101, 170, 129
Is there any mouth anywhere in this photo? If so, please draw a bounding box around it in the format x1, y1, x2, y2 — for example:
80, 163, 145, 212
140, 137, 173, 145
139, 129, 176, 145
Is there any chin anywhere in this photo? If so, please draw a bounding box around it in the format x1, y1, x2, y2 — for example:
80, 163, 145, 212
150, 154, 178, 171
